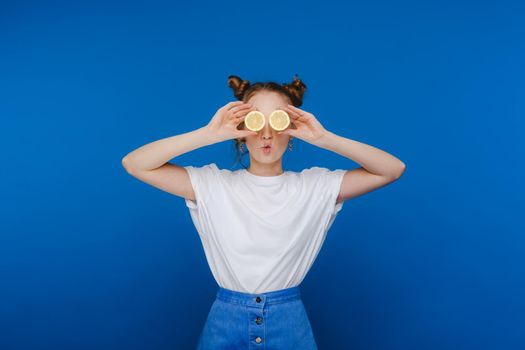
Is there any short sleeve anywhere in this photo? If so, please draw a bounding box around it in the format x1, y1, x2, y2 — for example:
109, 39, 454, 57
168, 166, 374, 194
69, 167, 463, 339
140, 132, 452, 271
183, 163, 219, 210
326, 168, 347, 214
306, 166, 347, 215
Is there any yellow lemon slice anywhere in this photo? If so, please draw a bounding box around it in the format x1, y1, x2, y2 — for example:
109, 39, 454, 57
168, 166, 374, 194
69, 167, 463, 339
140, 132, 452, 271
244, 111, 265, 131
269, 109, 290, 131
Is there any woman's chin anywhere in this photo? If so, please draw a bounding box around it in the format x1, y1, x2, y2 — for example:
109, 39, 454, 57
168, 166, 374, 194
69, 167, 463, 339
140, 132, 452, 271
254, 153, 284, 163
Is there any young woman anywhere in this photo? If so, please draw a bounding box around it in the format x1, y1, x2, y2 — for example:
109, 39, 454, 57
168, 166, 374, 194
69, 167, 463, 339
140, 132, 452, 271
122, 74, 406, 349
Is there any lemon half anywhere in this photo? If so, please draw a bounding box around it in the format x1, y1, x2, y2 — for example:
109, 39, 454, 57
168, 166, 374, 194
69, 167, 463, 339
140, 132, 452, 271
269, 110, 290, 131
244, 111, 265, 131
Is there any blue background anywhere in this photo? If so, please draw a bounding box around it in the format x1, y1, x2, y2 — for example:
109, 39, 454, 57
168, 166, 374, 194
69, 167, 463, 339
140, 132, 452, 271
1, 0, 524, 349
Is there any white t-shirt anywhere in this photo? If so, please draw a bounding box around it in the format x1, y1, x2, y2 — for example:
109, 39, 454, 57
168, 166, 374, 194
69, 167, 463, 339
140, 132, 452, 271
183, 163, 347, 294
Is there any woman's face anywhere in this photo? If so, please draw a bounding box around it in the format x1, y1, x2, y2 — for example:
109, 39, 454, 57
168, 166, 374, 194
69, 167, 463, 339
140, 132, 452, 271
239, 91, 294, 164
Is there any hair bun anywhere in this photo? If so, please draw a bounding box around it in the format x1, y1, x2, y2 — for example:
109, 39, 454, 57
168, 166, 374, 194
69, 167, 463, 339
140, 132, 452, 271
282, 74, 307, 107
227, 75, 251, 100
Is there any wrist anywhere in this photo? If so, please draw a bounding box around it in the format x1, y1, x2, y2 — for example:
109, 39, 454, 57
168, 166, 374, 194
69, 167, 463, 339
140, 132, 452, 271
315, 129, 335, 148
197, 126, 225, 146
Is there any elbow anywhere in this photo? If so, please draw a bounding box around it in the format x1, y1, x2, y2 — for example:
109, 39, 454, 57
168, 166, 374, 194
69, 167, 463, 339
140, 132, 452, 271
387, 162, 406, 181
393, 162, 406, 179
121, 156, 134, 173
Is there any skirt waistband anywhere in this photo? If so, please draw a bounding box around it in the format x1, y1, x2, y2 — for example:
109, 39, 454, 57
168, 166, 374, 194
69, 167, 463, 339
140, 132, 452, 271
216, 285, 301, 308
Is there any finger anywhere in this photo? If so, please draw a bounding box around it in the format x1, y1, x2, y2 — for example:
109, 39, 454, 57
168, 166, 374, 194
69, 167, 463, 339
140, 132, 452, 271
284, 104, 310, 117
282, 106, 303, 118
287, 113, 306, 124
290, 113, 304, 121
286, 104, 304, 113
227, 101, 250, 111
233, 105, 254, 114
278, 129, 297, 137
238, 130, 258, 137
228, 101, 246, 107
232, 110, 253, 121
229, 105, 254, 118
222, 101, 243, 111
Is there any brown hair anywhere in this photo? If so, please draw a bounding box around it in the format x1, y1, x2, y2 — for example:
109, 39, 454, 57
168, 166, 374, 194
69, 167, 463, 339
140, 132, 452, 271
227, 74, 307, 169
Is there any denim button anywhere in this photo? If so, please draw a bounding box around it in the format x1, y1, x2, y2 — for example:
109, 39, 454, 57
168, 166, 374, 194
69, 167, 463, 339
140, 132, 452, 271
256, 316, 263, 324
255, 296, 262, 303
255, 336, 262, 343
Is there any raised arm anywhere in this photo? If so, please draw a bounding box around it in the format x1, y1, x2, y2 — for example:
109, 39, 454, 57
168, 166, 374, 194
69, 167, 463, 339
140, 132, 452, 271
316, 131, 406, 203
121, 101, 257, 201
278, 103, 406, 203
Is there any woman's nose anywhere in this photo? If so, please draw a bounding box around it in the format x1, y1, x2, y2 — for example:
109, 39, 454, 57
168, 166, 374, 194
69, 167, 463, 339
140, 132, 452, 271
260, 119, 277, 136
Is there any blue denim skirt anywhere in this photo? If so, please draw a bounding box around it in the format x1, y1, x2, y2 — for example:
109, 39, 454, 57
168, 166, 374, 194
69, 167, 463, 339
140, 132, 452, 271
196, 285, 318, 349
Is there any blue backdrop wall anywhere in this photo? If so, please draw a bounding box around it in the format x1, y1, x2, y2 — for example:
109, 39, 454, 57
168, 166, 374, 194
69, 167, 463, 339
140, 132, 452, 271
1, 0, 524, 349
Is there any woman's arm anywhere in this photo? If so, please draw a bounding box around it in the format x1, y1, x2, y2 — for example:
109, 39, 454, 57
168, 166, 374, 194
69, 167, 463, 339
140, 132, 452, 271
316, 130, 406, 179
121, 101, 257, 200
316, 130, 406, 203
279, 104, 406, 202
121, 126, 215, 172
121, 126, 217, 201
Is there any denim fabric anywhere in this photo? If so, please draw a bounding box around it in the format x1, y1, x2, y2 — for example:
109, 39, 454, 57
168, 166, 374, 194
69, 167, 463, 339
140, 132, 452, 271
197, 285, 318, 349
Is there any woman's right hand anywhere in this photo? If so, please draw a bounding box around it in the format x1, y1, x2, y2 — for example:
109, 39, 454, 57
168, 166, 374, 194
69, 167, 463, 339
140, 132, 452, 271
204, 101, 259, 143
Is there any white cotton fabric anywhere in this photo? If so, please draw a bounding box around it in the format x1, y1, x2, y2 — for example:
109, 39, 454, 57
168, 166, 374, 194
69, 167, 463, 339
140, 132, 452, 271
183, 163, 347, 294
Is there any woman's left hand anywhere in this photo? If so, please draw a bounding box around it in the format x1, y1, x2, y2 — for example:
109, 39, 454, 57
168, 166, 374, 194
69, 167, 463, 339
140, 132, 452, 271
278, 104, 329, 145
